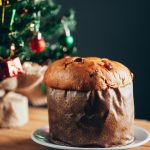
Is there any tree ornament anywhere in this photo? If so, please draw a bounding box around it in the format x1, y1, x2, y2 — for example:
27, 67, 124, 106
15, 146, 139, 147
1, 0, 9, 24
29, 32, 46, 53
1, 1, 5, 24
10, 9, 16, 30
10, 43, 15, 51
59, 34, 74, 48
29, 23, 35, 32
66, 35, 74, 46
59, 19, 74, 48
29, 11, 45, 53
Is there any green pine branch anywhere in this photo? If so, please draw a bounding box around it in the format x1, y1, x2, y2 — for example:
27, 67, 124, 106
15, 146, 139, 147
0, 0, 77, 64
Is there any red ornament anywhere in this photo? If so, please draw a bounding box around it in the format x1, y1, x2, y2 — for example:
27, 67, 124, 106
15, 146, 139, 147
29, 32, 46, 53
0, 57, 23, 80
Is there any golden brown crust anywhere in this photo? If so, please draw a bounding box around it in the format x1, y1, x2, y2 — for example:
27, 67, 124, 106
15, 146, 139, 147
44, 56, 133, 91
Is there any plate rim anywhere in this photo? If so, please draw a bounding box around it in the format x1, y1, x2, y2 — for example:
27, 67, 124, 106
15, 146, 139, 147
31, 125, 150, 150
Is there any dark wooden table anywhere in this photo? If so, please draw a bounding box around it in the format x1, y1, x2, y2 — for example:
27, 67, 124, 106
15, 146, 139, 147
0, 107, 149, 150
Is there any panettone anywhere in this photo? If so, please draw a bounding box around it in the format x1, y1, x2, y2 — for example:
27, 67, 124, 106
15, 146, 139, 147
44, 56, 134, 147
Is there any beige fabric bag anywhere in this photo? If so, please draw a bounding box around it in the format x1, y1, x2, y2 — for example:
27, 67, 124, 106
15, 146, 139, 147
16, 62, 47, 106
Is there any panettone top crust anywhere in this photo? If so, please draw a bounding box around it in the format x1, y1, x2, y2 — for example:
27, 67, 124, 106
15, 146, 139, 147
44, 56, 133, 91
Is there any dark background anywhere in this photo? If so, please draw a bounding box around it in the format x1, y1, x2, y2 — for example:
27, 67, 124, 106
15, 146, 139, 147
59, 0, 150, 120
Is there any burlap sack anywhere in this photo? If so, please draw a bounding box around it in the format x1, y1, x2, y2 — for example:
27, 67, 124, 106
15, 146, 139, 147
0, 92, 28, 128
16, 62, 47, 106
0, 77, 18, 91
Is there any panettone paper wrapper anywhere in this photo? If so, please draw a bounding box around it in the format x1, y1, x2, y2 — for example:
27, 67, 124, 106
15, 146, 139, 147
47, 83, 134, 147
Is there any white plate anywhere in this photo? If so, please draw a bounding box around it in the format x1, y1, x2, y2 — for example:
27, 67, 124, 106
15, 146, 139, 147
31, 125, 150, 150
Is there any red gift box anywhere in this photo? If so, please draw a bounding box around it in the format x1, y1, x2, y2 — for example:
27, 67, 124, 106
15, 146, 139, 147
7, 57, 23, 77
0, 57, 23, 80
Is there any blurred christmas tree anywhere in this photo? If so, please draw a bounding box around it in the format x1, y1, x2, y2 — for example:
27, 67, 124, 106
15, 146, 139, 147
0, 0, 77, 80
